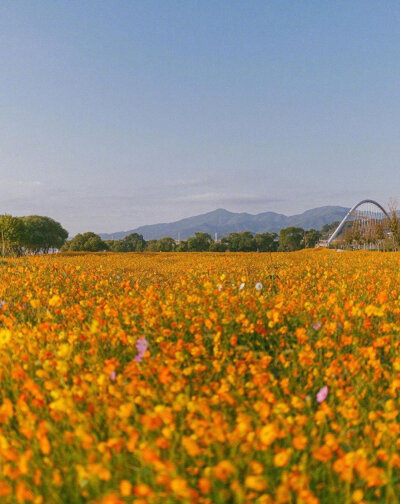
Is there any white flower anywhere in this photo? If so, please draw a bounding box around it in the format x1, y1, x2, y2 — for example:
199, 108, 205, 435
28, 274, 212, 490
255, 282, 263, 291
239, 282, 245, 291
217, 284, 223, 292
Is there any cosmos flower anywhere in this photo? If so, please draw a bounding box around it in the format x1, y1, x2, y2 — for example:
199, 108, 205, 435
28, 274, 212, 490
316, 386, 329, 403
134, 337, 149, 363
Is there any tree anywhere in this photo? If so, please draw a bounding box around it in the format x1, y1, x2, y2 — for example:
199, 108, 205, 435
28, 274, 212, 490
321, 221, 340, 237
254, 232, 278, 252
388, 200, 400, 250
106, 233, 147, 252
65, 232, 107, 252
145, 240, 159, 252
236, 232, 256, 252
122, 233, 146, 251
176, 240, 188, 252
0, 215, 25, 256
209, 241, 228, 252
104, 240, 121, 252
157, 237, 176, 252
303, 229, 321, 248
187, 233, 213, 251
278, 227, 304, 251
22, 216, 68, 254
221, 232, 256, 252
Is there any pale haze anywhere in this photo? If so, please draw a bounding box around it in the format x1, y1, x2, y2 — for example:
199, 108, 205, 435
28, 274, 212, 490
1, 1, 399, 235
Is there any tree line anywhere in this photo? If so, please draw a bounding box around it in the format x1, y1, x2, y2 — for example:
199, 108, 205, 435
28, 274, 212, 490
0, 212, 344, 256
0, 214, 68, 256
3, 210, 400, 255
61, 226, 327, 253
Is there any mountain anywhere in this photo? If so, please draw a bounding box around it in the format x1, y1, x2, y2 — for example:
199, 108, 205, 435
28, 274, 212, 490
100, 206, 349, 241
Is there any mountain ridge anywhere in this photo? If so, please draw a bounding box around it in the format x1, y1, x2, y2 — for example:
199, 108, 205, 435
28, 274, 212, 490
99, 206, 349, 241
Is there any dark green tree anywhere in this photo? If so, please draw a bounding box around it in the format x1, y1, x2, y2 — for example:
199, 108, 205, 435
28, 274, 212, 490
209, 241, 228, 252
103, 240, 120, 252
254, 232, 278, 252
145, 240, 159, 252
65, 232, 107, 252
303, 229, 321, 248
176, 240, 188, 252
0, 215, 25, 256
122, 233, 146, 251
22, 216, 68, 254
278, 227, 305, 251
222, 232, 256, 252
157, 237, 176, 252
187, 233, 213, 251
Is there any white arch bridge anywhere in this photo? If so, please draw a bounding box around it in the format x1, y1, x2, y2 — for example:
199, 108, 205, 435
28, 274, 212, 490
327, 199, 391, 247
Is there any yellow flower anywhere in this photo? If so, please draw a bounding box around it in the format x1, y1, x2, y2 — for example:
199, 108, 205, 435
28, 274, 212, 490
245, 475, 267, 492
119, 480, 132, 496
273, 449, 291, 468
259, 424, 278, 446
171, 478, 191, 498
48, 294, 62, 307
0, 329, 11, 346
352, 489, 364, 502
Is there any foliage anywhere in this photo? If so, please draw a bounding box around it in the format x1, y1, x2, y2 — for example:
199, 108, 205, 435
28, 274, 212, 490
0, 214, 68, 256
320, 221, 340, 237
278, 226, 305, 251
187, 232, 213, 251
176, 240, 188, 252
63, 232, 107, 252
222, 232, 256, 252
388, 201, 400, 250
209, 241, 228, 252
155, 237, 176, 252
21, 216, 68, 254
254, 232, 278, 252
106, 233, 146, 252
0, 214, 25, 257
144, 237, 176, 252
303, 229, 322, 248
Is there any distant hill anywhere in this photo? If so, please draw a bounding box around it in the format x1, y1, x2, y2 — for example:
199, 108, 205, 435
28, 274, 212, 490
100, 206, 349, 241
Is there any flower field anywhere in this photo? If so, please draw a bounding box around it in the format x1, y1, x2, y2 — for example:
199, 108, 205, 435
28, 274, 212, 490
1, 250, 400, 503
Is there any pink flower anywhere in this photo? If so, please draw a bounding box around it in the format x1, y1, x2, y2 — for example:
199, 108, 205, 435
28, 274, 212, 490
134, 337, 149, 363
313, 322, 322, 331
316, 385, 328, 403
109, 371, 116, 381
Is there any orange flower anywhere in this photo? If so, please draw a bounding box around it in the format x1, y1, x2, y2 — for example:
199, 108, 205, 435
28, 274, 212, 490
101, 494, 124, 504
274, 449, 291, 468
133, 484, 152, 497
313, 445, 333, 462
245, 475, 267, 492
259, 424, 279, 446
0, 481, 11, 497
198, 477, 211, 494
0, 398, 14, 423
171, 478, 192, 499
292, 435, 308, 451
214, 460, 236, 481
119, 480, 132, 496
182, 436, 201, 456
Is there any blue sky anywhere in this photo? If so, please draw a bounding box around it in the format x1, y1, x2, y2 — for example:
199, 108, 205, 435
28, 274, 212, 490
1, 1, 399, 234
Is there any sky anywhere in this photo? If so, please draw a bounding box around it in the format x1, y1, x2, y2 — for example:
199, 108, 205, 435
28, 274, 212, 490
1, 1, 399, 235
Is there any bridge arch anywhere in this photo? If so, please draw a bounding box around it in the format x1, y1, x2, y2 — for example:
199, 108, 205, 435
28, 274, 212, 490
328, 199, 390, 245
